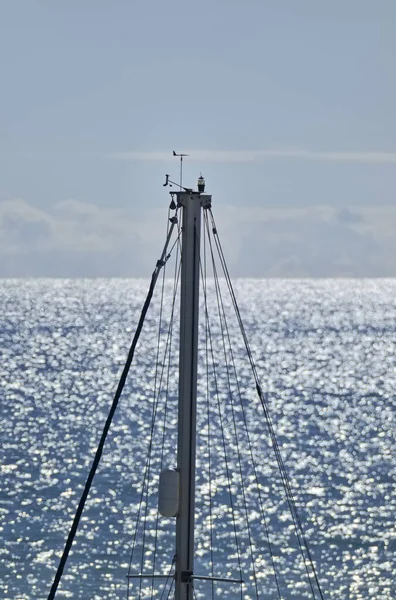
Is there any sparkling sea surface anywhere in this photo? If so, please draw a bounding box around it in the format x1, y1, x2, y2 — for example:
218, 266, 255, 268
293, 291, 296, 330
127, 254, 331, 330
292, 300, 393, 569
1, 279, 395, 600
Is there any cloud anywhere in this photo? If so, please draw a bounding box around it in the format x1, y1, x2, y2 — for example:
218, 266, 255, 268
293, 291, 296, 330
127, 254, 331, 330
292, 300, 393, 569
0, 199, 53, 253
0, 199, 155, 277
234, 214, 378, 277
212, 204, 396, 277
109, 149, 396, 165
1, 199, 396, 277
336, 208, 363, 224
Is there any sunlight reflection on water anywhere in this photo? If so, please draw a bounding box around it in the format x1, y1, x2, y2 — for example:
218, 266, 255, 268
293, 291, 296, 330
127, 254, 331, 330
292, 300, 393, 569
0, 279, 395, 599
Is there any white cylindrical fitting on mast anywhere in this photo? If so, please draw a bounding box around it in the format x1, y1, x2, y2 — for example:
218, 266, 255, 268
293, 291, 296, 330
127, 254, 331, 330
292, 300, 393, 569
197, 174, 205, 192
158, 468, 179, 517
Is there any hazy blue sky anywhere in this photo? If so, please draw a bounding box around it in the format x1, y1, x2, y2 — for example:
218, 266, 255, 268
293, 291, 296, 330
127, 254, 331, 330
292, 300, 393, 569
1, 1, 395, 276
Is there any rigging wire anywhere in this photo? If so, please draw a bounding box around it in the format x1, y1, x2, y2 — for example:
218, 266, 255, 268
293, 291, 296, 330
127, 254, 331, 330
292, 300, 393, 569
127, 256, 182, 600
48, 191, 325, 600
209, 207, 318, 597
126, 257, 178, 597
166, 577, 175, 599
127, 218, 182, 600
200, 249, 244, 598
203, 216, 215, 600
47, 210, 180, 600
203, 212, 283, 599
204, 212, 259, 600
138, 208, 171, 599
158, 556, 176, 600
208, 208, 325, 600
150, 229, 182, 598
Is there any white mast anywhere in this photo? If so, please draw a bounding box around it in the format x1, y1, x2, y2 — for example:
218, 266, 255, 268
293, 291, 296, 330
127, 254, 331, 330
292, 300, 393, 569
174, 179, 211, 600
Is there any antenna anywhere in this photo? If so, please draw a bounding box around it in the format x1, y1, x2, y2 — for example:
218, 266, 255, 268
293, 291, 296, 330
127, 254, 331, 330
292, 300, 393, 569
163, 151, 192, 192
173, 150, 189, 192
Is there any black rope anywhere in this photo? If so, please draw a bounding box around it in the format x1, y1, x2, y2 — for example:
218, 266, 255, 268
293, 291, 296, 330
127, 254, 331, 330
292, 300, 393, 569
47, 213, 179, 600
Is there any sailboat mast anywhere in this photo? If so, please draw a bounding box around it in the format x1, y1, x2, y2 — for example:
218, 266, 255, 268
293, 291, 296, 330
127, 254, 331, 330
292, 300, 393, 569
174, 181, 211, 600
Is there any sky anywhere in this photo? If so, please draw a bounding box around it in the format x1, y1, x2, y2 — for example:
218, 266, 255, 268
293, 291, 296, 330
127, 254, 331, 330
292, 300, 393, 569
1, 0, 395, 277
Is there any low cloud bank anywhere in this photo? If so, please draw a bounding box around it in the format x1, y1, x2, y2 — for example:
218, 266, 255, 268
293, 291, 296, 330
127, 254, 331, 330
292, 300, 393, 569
1, 199, 395, 277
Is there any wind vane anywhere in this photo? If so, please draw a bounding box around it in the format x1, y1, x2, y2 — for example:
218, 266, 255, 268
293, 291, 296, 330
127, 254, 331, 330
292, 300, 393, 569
173, 150, 189, 191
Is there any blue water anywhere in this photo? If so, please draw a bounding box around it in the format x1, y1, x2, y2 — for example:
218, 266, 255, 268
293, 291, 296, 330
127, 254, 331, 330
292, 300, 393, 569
0, 279, 395, 599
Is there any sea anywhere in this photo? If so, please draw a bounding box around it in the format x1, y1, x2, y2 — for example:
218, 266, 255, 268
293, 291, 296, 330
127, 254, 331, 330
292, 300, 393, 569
0, 278, 395, 600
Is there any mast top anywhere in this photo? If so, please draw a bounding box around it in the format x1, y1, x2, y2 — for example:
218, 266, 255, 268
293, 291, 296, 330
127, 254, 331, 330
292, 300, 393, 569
165, 171, 211, 209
